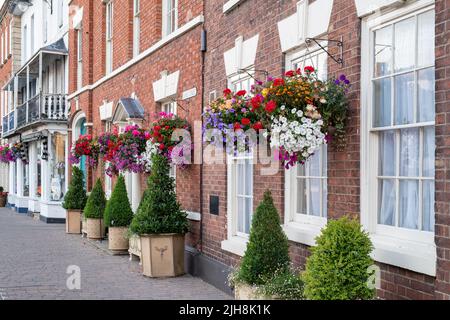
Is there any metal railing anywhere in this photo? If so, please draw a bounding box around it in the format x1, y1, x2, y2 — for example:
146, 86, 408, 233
13, 93, 68, 130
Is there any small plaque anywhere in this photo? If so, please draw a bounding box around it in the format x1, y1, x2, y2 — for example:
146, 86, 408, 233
182, 87, 197, 100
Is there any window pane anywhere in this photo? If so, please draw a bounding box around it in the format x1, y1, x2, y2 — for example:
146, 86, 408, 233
399, 180, 419, 229
297, 163, 306, 177
237, 161, 244, 194
373, 78, 391, 127
245, 197, 252, 234
379, 130, 396, 176
423, 126, 435, 177
322, 145, 327, 177
374, 25, 392, 77
400, 128, 419, 177
245, 159, 252, 195
308, 179, 321, 216
394, 17, 415, 72
308, 151, 320, 177
378, 179, 395, 226
422, 180, 435, 232
394, 72, 414, 125
296, 178, 307, 215
418, 10, 435, 67
418, 68, 435, 122
237, 197, 244, 233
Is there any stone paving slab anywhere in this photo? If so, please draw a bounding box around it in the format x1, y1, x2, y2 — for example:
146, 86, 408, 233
0, 208, 231, 300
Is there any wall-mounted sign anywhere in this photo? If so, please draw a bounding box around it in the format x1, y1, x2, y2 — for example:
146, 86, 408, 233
182, 87, 197, 100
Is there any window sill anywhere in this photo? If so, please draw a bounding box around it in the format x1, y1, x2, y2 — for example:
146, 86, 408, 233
283, 222, 324, 247
221, 237, 248, 257
223, 0, 246, 13
370, 233, 436, 276
186, 211, 201, 221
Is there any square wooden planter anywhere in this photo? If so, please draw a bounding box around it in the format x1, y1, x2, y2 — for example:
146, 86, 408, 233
140, 233, 185, 278
66, 210, 82, 234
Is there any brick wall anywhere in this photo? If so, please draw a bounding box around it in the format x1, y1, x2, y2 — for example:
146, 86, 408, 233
434, 0, 450, 301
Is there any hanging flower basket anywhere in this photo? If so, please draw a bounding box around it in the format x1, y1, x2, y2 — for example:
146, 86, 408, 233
140, 112, 191, 172
69, 134, 99, 166
106, 125, 150, 176
203, 67, 350, 168
0, 145, 17, 163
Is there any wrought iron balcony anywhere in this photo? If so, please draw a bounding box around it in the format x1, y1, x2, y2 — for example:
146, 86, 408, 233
4, 93, 68, 134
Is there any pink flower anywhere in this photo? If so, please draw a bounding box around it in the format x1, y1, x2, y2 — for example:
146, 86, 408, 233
132, 130, 140, 136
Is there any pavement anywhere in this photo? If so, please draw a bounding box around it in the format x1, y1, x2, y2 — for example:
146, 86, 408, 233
0, 208, 231, 300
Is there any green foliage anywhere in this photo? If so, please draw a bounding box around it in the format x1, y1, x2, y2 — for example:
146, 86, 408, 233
235, 190, 290, 286
83, 178, 106, 219
130, 154, 188, 235
62, 166, 87, 210
303, 216, 376, 300
257, 267, 305, 300
104, 175, 134, 227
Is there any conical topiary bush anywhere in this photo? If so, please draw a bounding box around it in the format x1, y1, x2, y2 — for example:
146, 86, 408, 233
303, 216, 375, 300
130, 153, 188, 277
130, 154, 188, 235
104, 175, 133, 227
236, 190, 290, 286
84, 178, 106, 239
84, 178, 106, 219
62, 166, 87, 210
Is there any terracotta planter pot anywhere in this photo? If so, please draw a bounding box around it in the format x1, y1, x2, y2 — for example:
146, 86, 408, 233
234, 283, 274, 300
0, 195, 7, 207
65, 210, 82, 234
86, 218, 105, 239
140, 233, 185, 278
108, 226, 129, 251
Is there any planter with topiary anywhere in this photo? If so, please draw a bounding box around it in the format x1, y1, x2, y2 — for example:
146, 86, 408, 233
302, 216, 376, 300
84, 178, 106, 239
62, 167, 87, 234
229, 190, 303, 300
130, 154, 188, 277
0, 186, 8, 207
104, 175, 134, 251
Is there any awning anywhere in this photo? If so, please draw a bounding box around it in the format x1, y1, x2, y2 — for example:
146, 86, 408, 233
112, 98, 145, 123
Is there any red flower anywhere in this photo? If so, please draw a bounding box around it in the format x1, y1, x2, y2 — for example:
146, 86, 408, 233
159, 144, 165, 150
233, 122, 242, 130
250, 95, 263, 110
223, 88, 232, 96
241, 118, 251, 126
165, 126, 170, 130
296, 68, 302, 75
273, 78, 285, 87
252, 122, 264, 131
154, 125, 161, 131
265, 100, 277, 113
304, 66, 315, 73
236, 90, 247, 97
285, 70, 295, 77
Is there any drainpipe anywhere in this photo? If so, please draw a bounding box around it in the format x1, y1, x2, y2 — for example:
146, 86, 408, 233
198, 26, 207, 253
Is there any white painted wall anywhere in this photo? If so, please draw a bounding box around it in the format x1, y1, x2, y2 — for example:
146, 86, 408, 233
20, 0, 69, 64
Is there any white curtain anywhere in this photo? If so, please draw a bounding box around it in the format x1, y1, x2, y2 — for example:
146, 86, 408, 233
378, 131, 395, 225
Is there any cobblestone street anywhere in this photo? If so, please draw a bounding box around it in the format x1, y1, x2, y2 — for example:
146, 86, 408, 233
0, 209, 230, 300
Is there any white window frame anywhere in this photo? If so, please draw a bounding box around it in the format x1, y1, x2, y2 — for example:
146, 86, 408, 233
161, 100, 177, 182
133, 0, 140, 57
360, 0, 436, 276
43, 4, 48, 43
23, 24, 27, 61
58, 0, 64, 28
162, 0, 178, 38
283, 45, 328, 246
9, 20, 12, 56
30, 14, 34, 54
105, 1, 113, 74
221, 75, 255, 257
77, 27, 83, 90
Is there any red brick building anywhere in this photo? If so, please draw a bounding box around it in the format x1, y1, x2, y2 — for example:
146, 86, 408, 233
68, 0, 450, 299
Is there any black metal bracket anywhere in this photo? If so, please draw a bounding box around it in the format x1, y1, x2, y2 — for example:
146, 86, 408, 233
237, 68, 269, 81
305, 37, 344, 66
